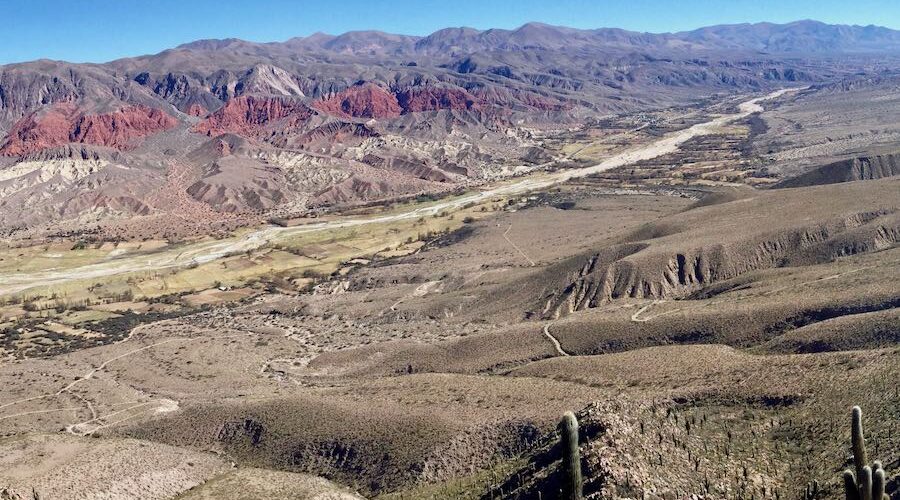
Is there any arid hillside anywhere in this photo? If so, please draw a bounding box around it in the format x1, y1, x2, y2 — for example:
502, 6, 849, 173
1, 21, 899, 239
1, 171, 897, 499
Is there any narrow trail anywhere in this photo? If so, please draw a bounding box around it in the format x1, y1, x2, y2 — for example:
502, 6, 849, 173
68, 390, 98, 421
382, 280, 441, 314
751, 266, 875, 300
631, 300, 682, 322
56, 338, 185, 395
542, 323, 570, 357
0, 332, 257, 433
0, 324, 150, 413
0, 406, 83, 421
631, 301, 657, 322
0, 88, 802, 296
502, 224, 536, 266
67, 401, 156, 436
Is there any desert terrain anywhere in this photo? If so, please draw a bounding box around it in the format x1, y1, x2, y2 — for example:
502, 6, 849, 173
0, 19, 898, 500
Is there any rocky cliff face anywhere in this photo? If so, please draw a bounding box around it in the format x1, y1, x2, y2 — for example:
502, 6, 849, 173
310, 84, 569, 120
193, 96, 315, 137
0, 103, 176, 156
312, 84, 402, 119
70, 106, 177, 149
396, 86, 481, 113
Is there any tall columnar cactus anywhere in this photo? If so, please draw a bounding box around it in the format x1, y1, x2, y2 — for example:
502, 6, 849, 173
559, 411, 583, 500
852, 406, 869, 481
843, 406, 890, 500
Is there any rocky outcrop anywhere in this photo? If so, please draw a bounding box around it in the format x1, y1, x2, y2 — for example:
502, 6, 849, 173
236, 64, 305, 97
312, 83, 493, 118
132, 71, 224, 113
396, 86, 481, 113
312, 84, 401, 119
186, 156, 287, 213
193, 96, 314, 137
0, 103, 177, 156
538, 210, 900, 318
361, 154, 453, 182
186, 103, 208, 117
775, 152, 900, 188
0, 103, 79, 156
71, 106, 176, 149
289, 122, 378, 149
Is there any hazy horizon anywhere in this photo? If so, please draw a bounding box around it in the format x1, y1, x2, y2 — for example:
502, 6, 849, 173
3, 0, 900, 64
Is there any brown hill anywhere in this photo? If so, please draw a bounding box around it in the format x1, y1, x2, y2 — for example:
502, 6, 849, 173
775, 151, 900, 188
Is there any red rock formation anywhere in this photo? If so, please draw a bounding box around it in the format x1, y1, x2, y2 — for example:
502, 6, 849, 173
396, 86, 481, 113
186, 103, 208, 117
312, 84, 402, 119
1, 103, 177, 156
0, 103, 79, 156
71, 106, 177, 149
193, 96, 314, 137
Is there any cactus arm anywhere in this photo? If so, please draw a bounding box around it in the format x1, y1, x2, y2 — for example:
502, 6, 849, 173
844, 470, 860, 500
872, 468, 885, 500
860, 466, 873, 500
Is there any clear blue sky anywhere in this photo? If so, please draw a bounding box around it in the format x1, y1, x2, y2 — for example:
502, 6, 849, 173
2, 0, 899, 64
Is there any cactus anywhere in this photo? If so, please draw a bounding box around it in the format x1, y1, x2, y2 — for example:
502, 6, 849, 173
559, 411, 583, 500
842, 406, 890, 500
804, 480, 819, 499
852, 406, 869, 481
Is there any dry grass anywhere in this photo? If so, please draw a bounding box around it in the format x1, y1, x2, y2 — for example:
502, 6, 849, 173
0, 170, 897, 499
175, 467, 364, 499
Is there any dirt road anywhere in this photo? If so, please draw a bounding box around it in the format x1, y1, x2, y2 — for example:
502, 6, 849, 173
0, 88, 800, 296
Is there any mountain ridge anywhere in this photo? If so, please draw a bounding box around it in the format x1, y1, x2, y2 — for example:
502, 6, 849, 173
1, 19, 898, 237
149, 19, 900, 60
4, 19, 900, 68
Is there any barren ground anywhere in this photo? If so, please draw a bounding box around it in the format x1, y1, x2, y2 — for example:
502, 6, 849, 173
0, 84, 898, 500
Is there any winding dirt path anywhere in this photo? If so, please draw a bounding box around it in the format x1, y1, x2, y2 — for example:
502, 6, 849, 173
382, 279, 442, 315
542, 323, 570, 357
631, 300, 684, 322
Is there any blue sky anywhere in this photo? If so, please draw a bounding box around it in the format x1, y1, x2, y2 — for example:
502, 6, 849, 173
2, 0, 899, 64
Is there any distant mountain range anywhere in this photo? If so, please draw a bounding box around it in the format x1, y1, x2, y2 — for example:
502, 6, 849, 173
1, 20, 899, 237
170, 20, 900, 57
